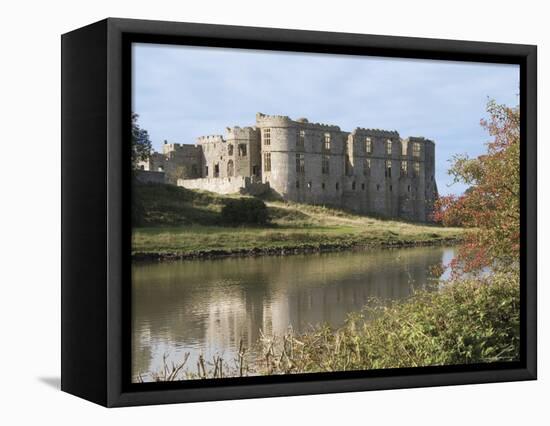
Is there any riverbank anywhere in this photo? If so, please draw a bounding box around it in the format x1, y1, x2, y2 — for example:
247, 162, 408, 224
133, 232, 461, 261
132, 183, 463, 261
139, 271, 519, 381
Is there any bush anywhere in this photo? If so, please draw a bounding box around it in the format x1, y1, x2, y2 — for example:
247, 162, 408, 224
141, 272, 519, 380
221, 197, 269, 225
256, 272, 520, 374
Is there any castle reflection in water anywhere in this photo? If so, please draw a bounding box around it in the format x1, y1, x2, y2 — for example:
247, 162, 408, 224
132, 246, 454, 381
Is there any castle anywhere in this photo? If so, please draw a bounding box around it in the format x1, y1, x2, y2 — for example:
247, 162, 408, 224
137, 113, 438, 222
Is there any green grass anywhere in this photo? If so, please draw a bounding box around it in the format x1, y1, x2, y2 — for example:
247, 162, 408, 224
132, 182, 463, 256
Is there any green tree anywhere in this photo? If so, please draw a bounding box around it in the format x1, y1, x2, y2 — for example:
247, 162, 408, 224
131, 113, 152, 168
434, 100, 519, 274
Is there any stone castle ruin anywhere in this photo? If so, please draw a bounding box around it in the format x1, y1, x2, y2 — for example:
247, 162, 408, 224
137, 113, 438, 222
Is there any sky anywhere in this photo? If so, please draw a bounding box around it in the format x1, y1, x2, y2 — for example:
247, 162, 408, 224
132, 43, 519, 196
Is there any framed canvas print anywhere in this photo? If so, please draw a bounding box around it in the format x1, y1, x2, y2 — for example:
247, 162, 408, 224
61, 18, 537, 407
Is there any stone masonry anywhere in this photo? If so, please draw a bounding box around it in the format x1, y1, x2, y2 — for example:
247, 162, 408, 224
138, 113, 438, 222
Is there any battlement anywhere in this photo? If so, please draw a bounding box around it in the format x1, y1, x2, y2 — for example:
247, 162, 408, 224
225, 126, 259, 139
255, 112, 293, 126
352, 128, 400, 138
196, 134, 225, 144
406, 136, 435, 145
300, 119, 341, 131
256, 112, 341, 131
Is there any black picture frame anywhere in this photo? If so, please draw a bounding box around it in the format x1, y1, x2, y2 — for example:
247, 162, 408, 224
61, 17, 537, 407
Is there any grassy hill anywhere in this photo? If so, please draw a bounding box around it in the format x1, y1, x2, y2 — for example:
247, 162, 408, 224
132, 183, 463, 259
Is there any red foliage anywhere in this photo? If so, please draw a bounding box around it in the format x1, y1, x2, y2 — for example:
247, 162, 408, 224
433, 100, 520, 274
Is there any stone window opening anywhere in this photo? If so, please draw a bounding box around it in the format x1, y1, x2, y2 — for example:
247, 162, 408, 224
363, 158, 371, 176
296, 153, 305, 174
205, 166, 209, 176
385, 160, 392, 178
352, 181, 356, 191
322, 182, 326, 190
345, 155, 353, 176
227, 144, 234, 156
323, 133, 331, 152
361, 183, 365, 190
139, 165, 145, 170
413, 161, 420, 177
413, 142, 421, 157
386, 139, 392, 156
322, 155, 330, 175
401, 161, 408, 176
263, 128, 271, 146
297, 129, 305, 150
336, 182, 340, 191
214, 163, 220, 178
376, 184, 380, 191
227, 160, 234, 177
407, 185, 411, 192
365, 137, 372, 154
157, 165, 164, 172
264, 152, 271, 172
238, 144, 247, 157
390, 185, 393, 192
296, 180, 300, 189
307, 181, 312, 190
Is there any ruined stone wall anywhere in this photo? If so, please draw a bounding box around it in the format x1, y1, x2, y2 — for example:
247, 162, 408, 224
163, 143, 203, 184
137, 143, 202, 184
140, 113, 437, 222
134, 170, 166, 184
225, 127, 261, 178
177, 176, 269, 196
197, 135, 226, 179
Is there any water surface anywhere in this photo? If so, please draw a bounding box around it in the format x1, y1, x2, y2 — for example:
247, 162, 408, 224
132, 246, 455, 381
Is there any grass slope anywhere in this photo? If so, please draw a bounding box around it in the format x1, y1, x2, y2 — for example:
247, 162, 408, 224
132, 183, 463, 257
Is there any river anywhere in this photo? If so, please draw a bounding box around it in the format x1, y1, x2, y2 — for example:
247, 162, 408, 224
132, 245, 455, 381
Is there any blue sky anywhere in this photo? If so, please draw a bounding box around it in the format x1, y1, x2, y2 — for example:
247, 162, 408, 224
132, 43, 519, 196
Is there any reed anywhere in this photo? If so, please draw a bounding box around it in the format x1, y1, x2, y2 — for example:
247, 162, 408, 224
137, 272, 519, 382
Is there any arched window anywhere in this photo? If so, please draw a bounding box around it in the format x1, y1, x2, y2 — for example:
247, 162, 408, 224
227, 160, 234, 177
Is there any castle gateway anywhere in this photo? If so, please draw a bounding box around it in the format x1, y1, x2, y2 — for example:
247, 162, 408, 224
138, 113, 438, 222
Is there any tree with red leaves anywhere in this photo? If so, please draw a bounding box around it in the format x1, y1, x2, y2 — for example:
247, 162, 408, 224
434, 100, 520, 274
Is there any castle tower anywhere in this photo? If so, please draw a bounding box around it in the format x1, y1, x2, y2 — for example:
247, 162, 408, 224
255, 112, 346, 206
225, 127, 261, 179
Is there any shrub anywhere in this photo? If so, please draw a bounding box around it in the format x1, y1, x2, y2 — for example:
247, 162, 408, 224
141, 272, 519, 380
221, 197, 269, 225
256, 272, 520, 374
